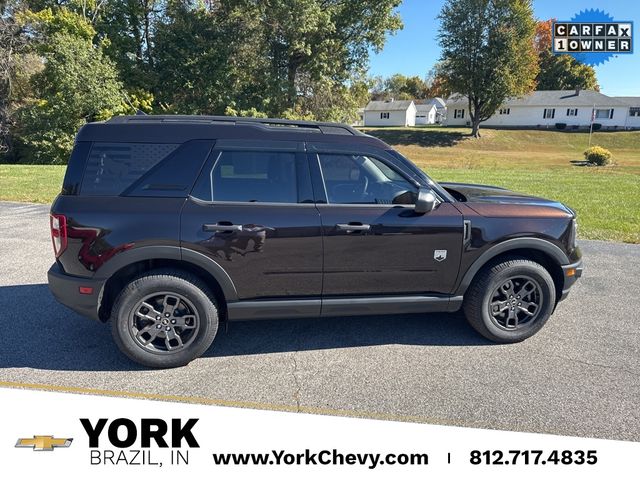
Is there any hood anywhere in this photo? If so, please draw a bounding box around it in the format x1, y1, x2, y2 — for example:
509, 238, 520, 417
440, 182, 574, 217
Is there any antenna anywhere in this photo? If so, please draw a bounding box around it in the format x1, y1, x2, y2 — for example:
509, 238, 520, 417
122, 91, 148, 116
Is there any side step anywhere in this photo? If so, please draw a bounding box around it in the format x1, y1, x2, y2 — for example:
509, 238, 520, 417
227, 295, 463, 321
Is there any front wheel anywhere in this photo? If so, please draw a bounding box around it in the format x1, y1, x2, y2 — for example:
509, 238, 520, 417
463, 258, 556, 343
110, 269, 219, 368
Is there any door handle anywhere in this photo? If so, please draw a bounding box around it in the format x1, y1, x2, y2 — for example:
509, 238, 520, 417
203, 223, 243, 232
336, 223, 371, 232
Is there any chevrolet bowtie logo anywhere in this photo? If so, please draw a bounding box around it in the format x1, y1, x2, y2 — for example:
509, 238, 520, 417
15, 436, 73, 451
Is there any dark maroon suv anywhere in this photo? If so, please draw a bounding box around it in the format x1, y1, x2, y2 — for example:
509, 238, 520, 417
48, 115, 583, 368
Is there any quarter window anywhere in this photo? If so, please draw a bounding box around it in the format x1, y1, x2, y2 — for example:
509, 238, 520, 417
193, 151, 299, 203
81, 142, 179, 196
318, 153, 416, 205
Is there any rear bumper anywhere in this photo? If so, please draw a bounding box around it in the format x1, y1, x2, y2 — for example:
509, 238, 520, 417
558, 259, 584, 302
47, 263, 104, 321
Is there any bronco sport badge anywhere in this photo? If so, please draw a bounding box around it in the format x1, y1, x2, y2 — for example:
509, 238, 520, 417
434, 250, 447, 262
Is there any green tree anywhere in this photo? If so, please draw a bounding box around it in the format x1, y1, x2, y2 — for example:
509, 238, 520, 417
258, 0, 402, 114
16, 27, 123, 163
152, 0, 401, 120
438, 0, 538, 137
534, 19, 599, 91
0, 1, 27, 158
371, 73, 430, 100
153, 1, 267, 115
96, 0, 161, 91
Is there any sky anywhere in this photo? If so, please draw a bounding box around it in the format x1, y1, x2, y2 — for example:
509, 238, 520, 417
368, 0, 639, 96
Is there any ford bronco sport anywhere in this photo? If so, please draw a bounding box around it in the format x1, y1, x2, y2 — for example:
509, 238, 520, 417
48, 116, 583, 368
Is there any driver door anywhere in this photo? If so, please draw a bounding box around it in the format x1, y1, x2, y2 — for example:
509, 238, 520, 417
309, 149, 464, 296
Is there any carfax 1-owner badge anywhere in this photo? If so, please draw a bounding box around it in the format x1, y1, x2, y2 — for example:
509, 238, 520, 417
553, 9, 633, 65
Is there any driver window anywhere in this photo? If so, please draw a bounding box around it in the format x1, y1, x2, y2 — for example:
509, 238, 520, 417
317, 153, 416, 205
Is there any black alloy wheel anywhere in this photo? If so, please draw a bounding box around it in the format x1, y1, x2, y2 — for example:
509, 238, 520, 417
488, 276, 543, 330
129, 292, 201, 353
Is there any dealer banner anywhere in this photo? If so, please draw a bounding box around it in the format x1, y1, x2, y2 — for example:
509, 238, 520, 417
1, 387, 638, 479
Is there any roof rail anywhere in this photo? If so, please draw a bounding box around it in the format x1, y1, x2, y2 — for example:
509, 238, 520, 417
106, 115, 362, 136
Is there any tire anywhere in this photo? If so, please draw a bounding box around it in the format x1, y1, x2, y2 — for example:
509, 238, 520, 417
463, 258, 556, 343
110, 269, 219, 368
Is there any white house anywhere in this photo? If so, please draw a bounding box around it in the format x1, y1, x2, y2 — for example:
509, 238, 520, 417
445, 90, 640, 130
364, 100, 416, 127
614, 97, 640, 129
415, 103, 437, 125
418, 97, 447, 124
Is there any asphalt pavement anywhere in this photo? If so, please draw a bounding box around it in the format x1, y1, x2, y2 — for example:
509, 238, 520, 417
0, 201, 638, 441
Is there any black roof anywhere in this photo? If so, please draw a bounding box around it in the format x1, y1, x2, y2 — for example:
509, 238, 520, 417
75, 115, 386, 148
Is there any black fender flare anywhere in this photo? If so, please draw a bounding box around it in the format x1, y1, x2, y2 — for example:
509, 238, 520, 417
454, 237, 569, 296
95, 245, 238, 302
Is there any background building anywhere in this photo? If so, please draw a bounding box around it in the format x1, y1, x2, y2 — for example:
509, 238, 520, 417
444, 90, 640, 129
363, 100, 416, 127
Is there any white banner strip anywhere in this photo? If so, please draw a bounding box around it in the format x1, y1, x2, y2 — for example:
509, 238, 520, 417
0, 387, 637, 479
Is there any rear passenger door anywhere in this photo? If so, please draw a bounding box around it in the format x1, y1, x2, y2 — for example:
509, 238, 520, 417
181, 140, 323, 301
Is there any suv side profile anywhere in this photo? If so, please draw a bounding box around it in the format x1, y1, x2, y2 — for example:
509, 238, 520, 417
48, 115, 583, 368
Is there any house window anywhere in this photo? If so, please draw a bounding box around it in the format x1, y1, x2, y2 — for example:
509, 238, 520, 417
380, 112, 390, 119
566, 108, 578, 116
543, 108, 555, 119
498, 108, 510, 115
630, 107, 640, 117
453, 109, 465, 119
595, 108, 614, 119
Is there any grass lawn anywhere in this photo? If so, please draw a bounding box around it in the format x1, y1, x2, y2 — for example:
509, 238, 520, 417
0, 165, 65, 203
1, 127, 639, 243
363, 127, 640, 244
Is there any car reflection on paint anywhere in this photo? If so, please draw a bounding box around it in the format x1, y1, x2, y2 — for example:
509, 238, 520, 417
201, 224, 275, 261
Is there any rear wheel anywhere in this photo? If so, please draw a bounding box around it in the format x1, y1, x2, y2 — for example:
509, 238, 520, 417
463, 258, 556, 343
110, 269, 219, 368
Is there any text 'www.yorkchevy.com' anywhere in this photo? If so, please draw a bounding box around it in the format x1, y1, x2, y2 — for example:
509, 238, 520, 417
211, 449, 429, 469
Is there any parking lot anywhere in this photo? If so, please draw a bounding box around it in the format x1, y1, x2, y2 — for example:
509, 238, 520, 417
0, 201, 638, 441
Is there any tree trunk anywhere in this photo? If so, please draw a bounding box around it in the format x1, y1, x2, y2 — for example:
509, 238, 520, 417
471, 118, 481, 138
286, 61, 298, 110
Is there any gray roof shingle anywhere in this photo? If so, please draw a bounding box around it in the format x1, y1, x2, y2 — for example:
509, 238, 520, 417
365, 100, 414, 111
447, 90, 630, 107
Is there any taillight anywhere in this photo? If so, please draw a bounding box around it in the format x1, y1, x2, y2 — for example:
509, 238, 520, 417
50, 214, 68, 258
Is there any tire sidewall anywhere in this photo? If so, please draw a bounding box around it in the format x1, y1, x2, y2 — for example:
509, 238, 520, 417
112, 275, 218, 368
479, 263, 555, 342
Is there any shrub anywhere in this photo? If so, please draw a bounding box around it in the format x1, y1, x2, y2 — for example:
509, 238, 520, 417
584, 145, 612, 166
592, 123, 602, 131
555, 123, 566, 130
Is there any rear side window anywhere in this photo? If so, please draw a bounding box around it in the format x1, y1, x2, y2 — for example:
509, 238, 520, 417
192, 150, 303, 203
124, 140, 214, 197
81, 143, 178, 196
61, 141, 92, 195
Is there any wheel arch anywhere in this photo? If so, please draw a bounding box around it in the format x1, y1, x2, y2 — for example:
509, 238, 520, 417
455, 238, 568, 301
96, 246, 237, 322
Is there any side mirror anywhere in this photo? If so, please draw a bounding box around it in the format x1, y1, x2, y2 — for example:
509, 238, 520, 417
414, 187, 438, 214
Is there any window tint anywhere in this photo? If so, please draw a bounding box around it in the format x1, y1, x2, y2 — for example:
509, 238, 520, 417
193, 151, 298, 203
318, 153, 416, 205
124, 140, 213, 197
82, 143, 178, 196
62, 142, 92, 195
